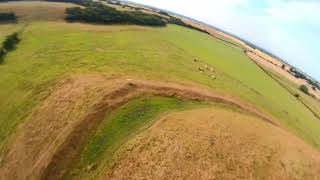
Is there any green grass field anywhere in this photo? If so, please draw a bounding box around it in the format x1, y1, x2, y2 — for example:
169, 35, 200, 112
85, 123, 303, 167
269, 70, 320, 119
0, 1, 320, 160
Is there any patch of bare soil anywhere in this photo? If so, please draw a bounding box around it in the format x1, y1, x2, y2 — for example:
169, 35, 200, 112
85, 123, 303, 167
106, 108, 320, 180
0, 74, 278, 179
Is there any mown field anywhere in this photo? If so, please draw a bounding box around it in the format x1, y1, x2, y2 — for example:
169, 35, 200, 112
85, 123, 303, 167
0, 1, 320, 178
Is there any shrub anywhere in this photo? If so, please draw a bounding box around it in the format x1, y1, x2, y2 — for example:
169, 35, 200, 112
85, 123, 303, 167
299, 85, 309, 95
294, 93, 300, 98
3, 32, 20, 51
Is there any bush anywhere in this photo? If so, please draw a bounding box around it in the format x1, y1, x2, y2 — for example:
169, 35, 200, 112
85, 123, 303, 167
0, 32, 20, 64
0, 12, 16, 22
299, 85, 309, 95
65, 3, 167, 26
3, 32, 20, 51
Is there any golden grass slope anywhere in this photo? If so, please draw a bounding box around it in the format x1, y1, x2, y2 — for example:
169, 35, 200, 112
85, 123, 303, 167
107, 107, 320, 180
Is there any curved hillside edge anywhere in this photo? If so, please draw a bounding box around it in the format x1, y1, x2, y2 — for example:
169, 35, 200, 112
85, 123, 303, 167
0, 74, 278, 179
106, 108, 320, 179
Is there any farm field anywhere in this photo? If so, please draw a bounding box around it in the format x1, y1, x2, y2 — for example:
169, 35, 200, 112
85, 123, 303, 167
268, 70, 320, 119
0, 1, 319, 179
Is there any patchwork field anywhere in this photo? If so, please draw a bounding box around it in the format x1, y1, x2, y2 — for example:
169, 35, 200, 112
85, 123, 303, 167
0, 1, 319, 179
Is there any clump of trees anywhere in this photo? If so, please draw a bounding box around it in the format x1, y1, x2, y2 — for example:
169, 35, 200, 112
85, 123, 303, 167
0, 12, 16, 22
0, 32, 20, 64
299, 85, 309, 95
65, 3, 167, 26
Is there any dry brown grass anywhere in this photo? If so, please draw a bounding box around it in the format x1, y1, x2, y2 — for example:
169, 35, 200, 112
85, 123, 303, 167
106, 108, 320, 180
0, 1, 78, 22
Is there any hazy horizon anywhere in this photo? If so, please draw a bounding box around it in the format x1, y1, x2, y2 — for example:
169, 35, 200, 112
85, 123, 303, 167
130, 0, 320, 81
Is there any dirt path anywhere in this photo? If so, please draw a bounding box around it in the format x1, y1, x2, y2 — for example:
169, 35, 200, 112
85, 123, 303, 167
0, 75, 278, 179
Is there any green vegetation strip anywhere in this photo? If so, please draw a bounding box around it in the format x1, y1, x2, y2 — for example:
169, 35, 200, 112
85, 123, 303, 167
67, 96, 207, 178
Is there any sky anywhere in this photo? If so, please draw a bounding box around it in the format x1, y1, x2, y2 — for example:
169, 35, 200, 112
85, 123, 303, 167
130, 0, 320, 81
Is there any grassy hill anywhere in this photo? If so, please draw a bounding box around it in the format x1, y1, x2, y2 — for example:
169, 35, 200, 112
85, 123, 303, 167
0, 1, 320, 179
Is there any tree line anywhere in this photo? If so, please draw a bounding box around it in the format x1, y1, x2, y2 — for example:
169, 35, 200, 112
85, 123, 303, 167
64, 1, 211, 33
46, 0, 90, 6
290, 67, 320, 91
168, 17, 209, 34
65, 3, 167, 26
0, 12, 16, 22
0, 32, 20, 64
